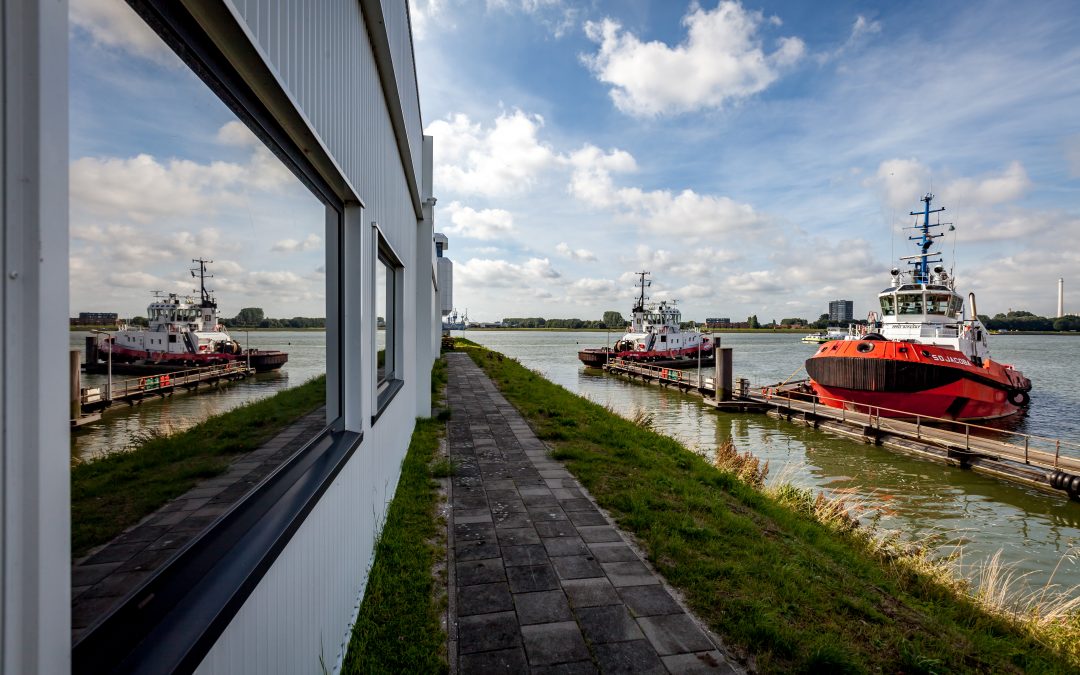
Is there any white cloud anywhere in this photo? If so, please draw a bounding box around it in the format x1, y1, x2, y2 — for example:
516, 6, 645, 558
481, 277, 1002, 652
582, 2, 805, 117
570, 146, 766, 239
70, 0, 177, 66
106, 270, 172, 290
457, 257, 561, 289
817, 14, 882, 64
408, 0, 449, 40
555, 242, 597, 262
566, 277, 618, 297
425, 110, 559, 196
216, 120, 260, 148
442, 202, 515, 239
272, 233, 322, 252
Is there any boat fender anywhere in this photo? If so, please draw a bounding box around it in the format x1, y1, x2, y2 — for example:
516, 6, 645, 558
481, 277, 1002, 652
1050, 471, 1069, 490
1070, 475, 1080, 496
1006, 389, 1030, 406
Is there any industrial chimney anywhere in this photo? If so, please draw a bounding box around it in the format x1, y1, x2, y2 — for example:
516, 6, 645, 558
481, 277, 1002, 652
1059, 278, 1065, 317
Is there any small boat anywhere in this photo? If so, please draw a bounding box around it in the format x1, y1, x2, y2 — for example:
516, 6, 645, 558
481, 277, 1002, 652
578, 272, 713, 367
443, 308, 467, 331
802, 328, 848, 344
804, 194, 1031, 420
96, 259, 288, 373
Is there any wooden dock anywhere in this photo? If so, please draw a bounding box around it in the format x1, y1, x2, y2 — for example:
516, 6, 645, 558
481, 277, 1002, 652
71, 359, 255, 427
603, 357, 1080, 501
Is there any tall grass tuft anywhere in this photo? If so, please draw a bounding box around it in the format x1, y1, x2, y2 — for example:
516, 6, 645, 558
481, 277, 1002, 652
713, 437, 769, 488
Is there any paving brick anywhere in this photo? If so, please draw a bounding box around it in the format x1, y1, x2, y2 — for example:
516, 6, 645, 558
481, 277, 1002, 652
534, 520, 578, 538
458, 582, 513, 616
456, 540, 501, 562
601, 561, 660, 587
457, 557, 506, 586
502, 544, 549, 567
459, 647, 529, 673
617, 585, 683, 617
81, 542, 148, 566
530, 661, 598, 675
551, 487, 585, 500
71, 562, 122, 588
506, 564, 560, 593
567, 510, 608, 527
637, 614, 715, 655
458, 611, 521, 654
587, 542, 638, 563
592, 640, 666, 674
662, 651, 739, 673
513, 590, 573, 625
526, 506, 569, 522
520, 621, 589, 666
561, 578, 620, 609
455, 522, 496, 541
541, 536, 589, 557
498, 527, 541, 546
551, 555, 604, 581
575, 525, 623, 543
493, 512, 533, 529
576, 604, 644, 644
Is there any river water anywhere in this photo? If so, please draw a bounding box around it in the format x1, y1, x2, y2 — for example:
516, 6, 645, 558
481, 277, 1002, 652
464, 330, 1080, 596
70, 328, 1079, 594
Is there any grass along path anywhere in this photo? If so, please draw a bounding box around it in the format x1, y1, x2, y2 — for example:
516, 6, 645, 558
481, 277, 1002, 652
344, 358, 449, 674
71, 375, 326, 559
457, 340, 1079, 673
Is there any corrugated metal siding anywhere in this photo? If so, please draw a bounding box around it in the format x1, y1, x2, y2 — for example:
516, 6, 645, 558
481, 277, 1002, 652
227, 0, 423, 211
438, 258, 453, 314
196, 2, 426, 672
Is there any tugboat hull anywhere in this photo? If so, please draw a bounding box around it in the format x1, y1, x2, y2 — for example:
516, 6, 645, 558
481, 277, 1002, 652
805, 340, 1030, 420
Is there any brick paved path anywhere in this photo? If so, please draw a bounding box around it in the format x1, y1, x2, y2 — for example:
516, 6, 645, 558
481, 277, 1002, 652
445, 353, 740, 674
71, 407, 327, 642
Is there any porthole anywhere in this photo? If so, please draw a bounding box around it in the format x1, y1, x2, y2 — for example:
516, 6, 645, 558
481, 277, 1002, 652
921, 350, 931, 358
856, 342, 874, 353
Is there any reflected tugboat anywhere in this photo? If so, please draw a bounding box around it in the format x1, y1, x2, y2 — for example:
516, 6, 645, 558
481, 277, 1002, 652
805, 194, 1031, 420
95, 259, 288, 372
578, 272, 713, 367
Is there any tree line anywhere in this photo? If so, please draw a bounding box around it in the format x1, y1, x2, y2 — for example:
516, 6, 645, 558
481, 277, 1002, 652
979, 310, 1080, 332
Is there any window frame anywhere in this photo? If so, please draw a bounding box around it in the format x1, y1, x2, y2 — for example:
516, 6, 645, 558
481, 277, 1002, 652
371, 221, 405, 422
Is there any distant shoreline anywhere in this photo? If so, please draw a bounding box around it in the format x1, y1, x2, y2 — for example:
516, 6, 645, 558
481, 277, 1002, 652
70, 325, 327, 332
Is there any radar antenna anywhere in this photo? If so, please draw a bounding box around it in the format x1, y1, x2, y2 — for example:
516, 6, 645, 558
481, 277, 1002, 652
190, 258, 216, 308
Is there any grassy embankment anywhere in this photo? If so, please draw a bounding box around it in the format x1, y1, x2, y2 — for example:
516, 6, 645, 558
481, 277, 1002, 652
343, 357, 450, 674
71, 375, 326, 558
456, 339, 1079, 673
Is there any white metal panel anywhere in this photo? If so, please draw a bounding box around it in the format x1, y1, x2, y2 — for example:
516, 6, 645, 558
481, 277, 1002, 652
2, 1, 71, 673
438, 258, 453, 315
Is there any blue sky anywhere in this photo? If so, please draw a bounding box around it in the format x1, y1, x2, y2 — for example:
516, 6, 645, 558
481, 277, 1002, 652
70, 0, 1080, 323
413, 0, 1080, 322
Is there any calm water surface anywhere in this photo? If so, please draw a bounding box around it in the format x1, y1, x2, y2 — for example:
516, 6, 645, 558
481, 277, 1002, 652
465, 330, 1080, 594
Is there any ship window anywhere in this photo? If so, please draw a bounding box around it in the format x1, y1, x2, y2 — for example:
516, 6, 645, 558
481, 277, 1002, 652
879, 295, 896, 316
950, 296, 963, 316
897, 293, 924, 315
927, 294, 951, 315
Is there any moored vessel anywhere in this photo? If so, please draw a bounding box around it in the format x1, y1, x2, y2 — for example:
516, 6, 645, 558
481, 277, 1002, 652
94, 259, 288, 373
578, 272, 713, 367
804, 194, 1031, 420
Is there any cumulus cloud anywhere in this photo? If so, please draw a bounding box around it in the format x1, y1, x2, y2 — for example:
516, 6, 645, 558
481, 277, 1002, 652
582, 2, 805, 116
272, 233, 322, 252
868, 158, 1030, 212
425, 110, 559, 196
70, 0, 177, 66
570, 145, 767, 239
457, 257, 561, 289
442, 202, 515, 240
556, 242, 598, 262
216, 120, 260, 147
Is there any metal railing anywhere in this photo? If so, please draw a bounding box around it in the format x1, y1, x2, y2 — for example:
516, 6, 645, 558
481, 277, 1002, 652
81, 362, 251, 405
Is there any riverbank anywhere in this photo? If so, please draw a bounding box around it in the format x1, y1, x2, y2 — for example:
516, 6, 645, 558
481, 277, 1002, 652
71, 375, 326, 558
453, 339, 1078, 672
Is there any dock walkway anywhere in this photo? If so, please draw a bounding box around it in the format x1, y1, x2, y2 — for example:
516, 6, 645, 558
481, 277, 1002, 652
445, 353, 740, 673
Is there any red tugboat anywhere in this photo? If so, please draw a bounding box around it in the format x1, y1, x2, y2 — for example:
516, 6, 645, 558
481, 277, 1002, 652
805, 194, 1030, 420
97, 259, 288, 372
578, 272, 713, 367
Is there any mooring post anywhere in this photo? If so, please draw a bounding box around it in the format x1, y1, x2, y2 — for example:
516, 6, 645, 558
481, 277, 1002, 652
714, 347, 733, 401
916, 416, 921, 439
70, 350, 81, 422
965, 425, 970, 451
1055, 440, 1060, 468
1024, 437, 1029, 464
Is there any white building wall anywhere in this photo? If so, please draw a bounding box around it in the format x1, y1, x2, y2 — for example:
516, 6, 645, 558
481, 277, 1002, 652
195, 1, 432, 672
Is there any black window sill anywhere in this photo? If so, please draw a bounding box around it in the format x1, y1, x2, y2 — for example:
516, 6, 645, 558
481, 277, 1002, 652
372, 377, 404, 425
72, 427, 362, 674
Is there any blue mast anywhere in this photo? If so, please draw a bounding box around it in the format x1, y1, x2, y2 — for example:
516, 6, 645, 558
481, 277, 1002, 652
908, 194, 946, 283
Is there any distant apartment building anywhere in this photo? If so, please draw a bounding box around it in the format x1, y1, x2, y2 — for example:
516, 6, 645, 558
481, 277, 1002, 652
705, 317, 750, 329
70, 312, 118, 326
829, 300, 854, 323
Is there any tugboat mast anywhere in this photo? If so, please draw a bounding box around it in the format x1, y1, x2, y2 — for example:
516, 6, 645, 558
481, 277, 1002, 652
191, 258, 216, 308
908, 194, 946, 283
634, 271, 651, 313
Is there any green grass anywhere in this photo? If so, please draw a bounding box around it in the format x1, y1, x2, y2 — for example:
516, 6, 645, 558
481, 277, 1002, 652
71, 375, 327, 558
457, 339, 1079, 673
343, 380, 448, 673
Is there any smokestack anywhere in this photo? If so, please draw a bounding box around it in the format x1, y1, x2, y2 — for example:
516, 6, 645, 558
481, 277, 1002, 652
1059, 278, 1065, 317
